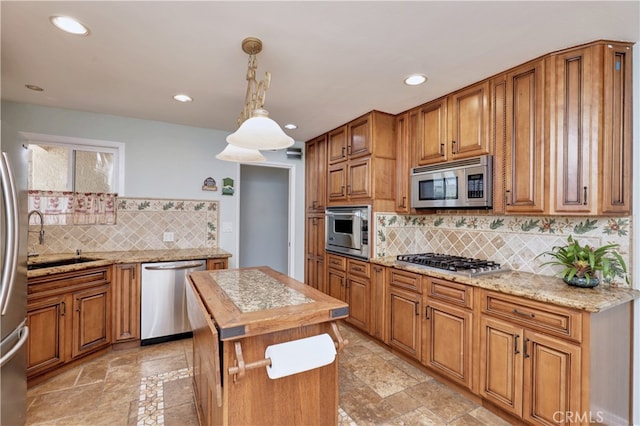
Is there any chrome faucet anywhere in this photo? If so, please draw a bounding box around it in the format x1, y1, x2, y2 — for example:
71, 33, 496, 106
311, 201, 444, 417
28, 210, 45, 245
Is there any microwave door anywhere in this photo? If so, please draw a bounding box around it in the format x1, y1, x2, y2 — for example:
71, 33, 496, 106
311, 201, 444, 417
328, 212, 361, 250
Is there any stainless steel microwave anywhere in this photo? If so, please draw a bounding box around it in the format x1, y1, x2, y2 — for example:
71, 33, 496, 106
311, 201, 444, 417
411, 155, 493, 209
325, 206, 371, 260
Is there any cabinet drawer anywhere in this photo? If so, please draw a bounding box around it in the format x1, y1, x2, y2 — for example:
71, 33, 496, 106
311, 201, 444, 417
327, 254, 346, 271
481, 291, 582, 342
388, 269, 422, 294
28, 267, 111, 299
347, 259, 370, 278
426, 278, 473, 309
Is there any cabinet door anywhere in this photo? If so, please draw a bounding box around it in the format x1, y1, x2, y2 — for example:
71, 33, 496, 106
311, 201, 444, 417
26, 295, 68, 376
415, 98, 448, 165
423, 300, 473, 389
348, 115, 371, 159
371, 266, 387, 342
327, 268, 346, 302
327, 126, 348, 164
450, 81, 490, 159
388, 287, 421, 360
395, 112, 414, 213
112, 263, 140, 342
551, 47, 596, 214
327, 163, 347, 202
601, 43, 632, 214
479, 315, 524, 417
305, 136, 327, 212
71, 285, 111, 359
346, 158, 371, 199
522, 330, 582, 426
505, 60, 546, 213
346, 275, 370, 332
305, 215, 325, 292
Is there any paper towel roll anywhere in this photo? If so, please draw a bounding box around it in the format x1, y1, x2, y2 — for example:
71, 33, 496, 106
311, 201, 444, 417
265, 333, 337, 379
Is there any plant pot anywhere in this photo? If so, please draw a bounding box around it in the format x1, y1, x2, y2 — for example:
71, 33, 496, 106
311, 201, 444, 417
563, 276, 600, 288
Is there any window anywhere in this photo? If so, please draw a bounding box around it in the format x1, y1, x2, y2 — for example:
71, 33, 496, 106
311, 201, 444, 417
23, 132, 124, 194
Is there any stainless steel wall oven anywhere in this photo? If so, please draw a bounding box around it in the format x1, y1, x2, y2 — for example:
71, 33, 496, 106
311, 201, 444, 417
325, 205, 371, 260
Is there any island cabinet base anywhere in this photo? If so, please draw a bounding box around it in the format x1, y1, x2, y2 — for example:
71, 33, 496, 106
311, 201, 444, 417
220, 323, 339, 426
187, 267, 349, 426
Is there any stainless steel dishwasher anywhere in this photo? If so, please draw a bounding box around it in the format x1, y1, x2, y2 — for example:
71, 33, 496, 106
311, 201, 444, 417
140, 259, 206, 345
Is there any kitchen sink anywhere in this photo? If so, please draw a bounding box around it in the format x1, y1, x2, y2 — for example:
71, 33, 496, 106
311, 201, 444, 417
27, 257, 100, 270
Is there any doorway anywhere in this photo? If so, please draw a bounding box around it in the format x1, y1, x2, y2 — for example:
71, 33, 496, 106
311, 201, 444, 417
238, 164, 291, 275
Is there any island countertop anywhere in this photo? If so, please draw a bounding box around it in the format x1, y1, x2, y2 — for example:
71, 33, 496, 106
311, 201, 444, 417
189, 266, 349, 340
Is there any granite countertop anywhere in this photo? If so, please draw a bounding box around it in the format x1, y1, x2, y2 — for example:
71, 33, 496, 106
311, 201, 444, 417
189, 266, 349, 340
371, 256, 640, 313
27, 247, 232, 278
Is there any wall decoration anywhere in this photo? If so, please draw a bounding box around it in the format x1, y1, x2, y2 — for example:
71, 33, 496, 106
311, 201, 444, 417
222, 177, 234, 196
202, 177, 218, 191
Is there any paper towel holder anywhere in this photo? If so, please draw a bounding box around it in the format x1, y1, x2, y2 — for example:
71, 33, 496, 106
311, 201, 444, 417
228, 322, 347, 383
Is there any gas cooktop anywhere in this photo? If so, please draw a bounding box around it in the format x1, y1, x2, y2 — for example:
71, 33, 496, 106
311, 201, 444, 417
396, 253, 507, 276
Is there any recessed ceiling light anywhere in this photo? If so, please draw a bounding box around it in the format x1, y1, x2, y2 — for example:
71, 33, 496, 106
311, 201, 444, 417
25, 84, 44, 92
173, 94, 193, 102
50, 16, 90, 36
404, 74, 427, 86
284, 123, 298, 130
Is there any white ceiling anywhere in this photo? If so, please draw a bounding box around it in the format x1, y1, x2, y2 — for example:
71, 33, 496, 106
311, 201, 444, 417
2, 1, 639, 141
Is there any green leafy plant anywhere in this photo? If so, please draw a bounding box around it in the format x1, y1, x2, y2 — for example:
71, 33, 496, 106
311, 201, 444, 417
536, 235, 627, 283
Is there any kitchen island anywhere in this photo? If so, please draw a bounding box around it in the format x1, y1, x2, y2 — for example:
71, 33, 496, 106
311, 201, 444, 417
186, 266, 349, 426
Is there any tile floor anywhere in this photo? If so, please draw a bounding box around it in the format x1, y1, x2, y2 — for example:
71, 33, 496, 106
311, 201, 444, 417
26, 324, 511, 425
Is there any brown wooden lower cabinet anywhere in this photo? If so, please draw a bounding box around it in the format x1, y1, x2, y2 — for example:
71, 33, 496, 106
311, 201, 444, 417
206, 258, 228, 270
27, 266, 112, 382
112, 263, 140, 343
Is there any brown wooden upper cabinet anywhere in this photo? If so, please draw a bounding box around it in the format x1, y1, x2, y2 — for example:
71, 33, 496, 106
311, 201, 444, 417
547, 41, 632, 215
413, 80, 491, 167
305, 134, 327, 213
493, 40, 633, 215
326, 111, 395, 206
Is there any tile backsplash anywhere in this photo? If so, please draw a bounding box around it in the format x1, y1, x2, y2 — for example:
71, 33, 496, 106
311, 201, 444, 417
374, 213, 632, 287
28, 197, 218, 254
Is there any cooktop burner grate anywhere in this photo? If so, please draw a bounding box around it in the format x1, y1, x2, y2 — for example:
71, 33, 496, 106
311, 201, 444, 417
396, 253, 504, 275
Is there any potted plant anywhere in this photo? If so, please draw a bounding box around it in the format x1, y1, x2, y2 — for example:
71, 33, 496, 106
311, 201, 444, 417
536, 235, 627, 288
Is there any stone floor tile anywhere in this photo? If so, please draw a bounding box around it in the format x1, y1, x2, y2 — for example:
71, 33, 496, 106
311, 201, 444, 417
26, 382, 102, 424
163, 401, 199, 426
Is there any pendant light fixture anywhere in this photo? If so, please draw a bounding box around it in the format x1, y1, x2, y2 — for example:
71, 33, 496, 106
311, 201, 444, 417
219, 37, 294, 159
215, 143, 266, 162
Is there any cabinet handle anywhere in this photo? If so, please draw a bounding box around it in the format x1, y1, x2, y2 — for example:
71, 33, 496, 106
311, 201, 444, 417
452, 140, 457, 153
347, 145, 352, 155
340, 186, 345, 196
76, 300, 81, 313
512, 308, 535, 318
399, 196, 407, 209
505, 190, 511, 206
514, 334, 520, 355
60, 301, 66, 316
425, 305, 430, 320
583, 186, 588, 205
415, 302, 420, 316
439, 143, 445, 156
341, 147, 346, 158
346, 185, 351, 195
523, 338, 531, 358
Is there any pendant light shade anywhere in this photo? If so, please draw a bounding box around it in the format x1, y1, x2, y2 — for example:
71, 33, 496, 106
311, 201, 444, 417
216, 143, 266, 163
226, 109, 294, 150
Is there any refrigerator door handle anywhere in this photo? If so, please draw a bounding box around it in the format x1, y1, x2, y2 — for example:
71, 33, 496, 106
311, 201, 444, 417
0, 152, 20, 316
0, 320, 28, 367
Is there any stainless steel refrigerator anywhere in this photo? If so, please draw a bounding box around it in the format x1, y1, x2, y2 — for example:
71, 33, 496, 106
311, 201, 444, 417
1, 147, 29, 426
